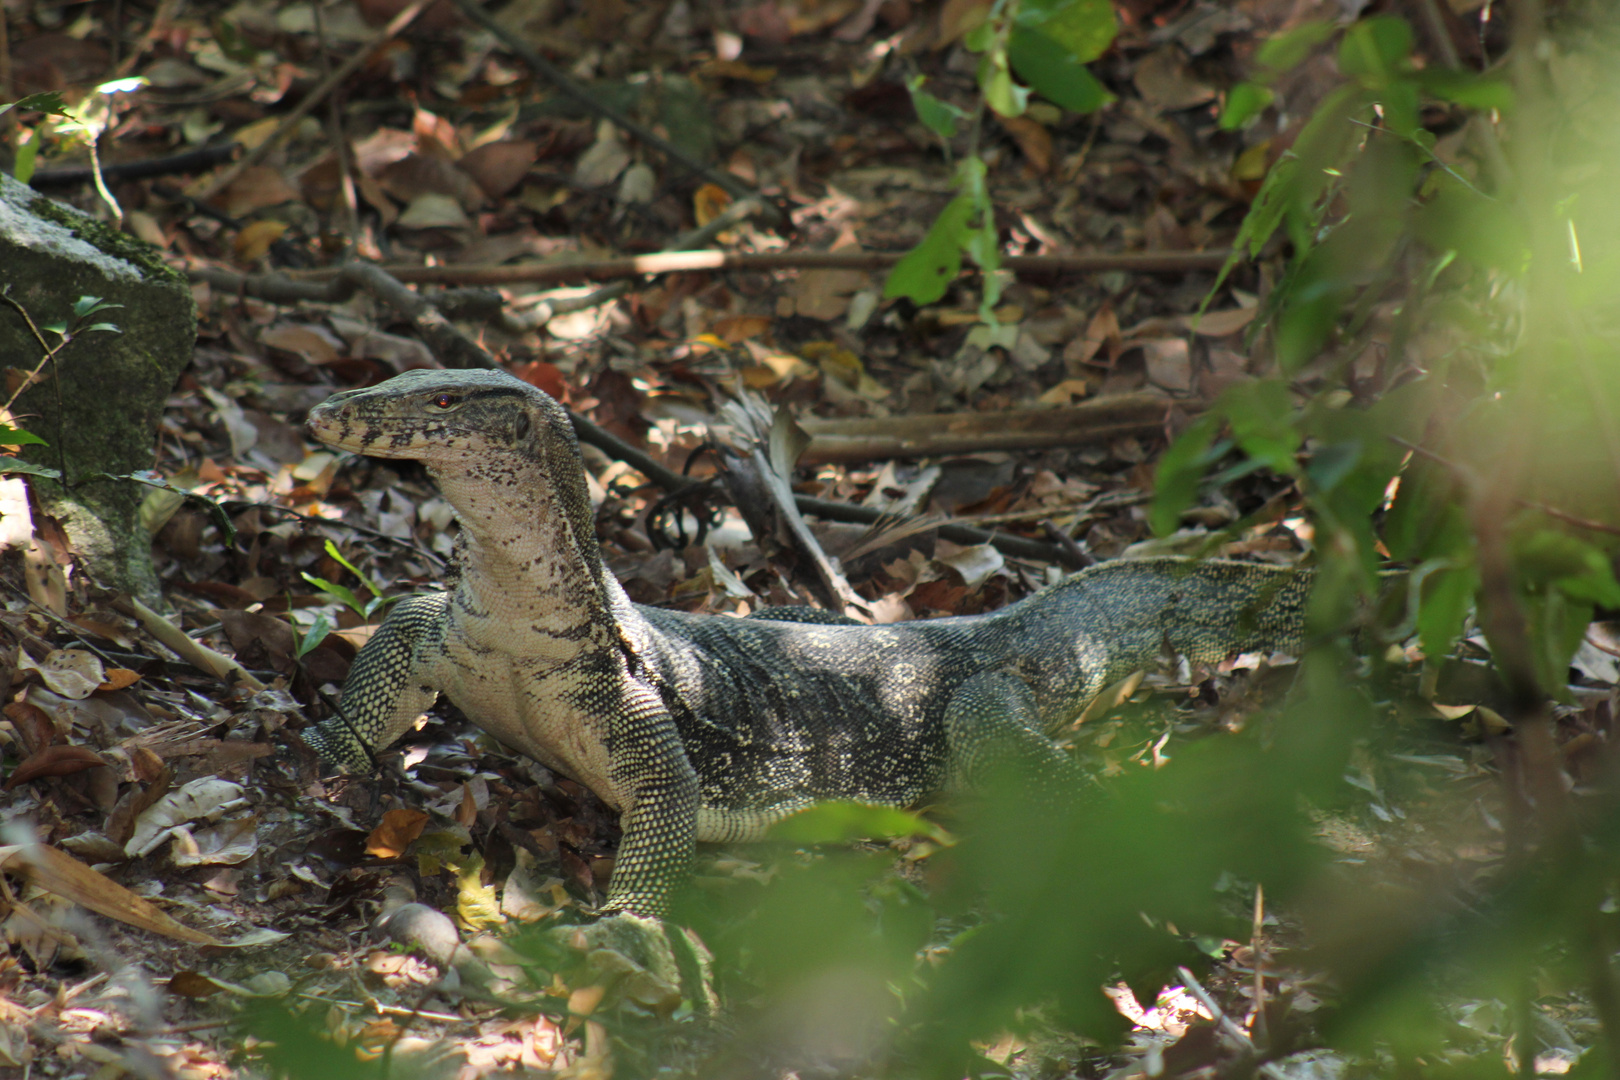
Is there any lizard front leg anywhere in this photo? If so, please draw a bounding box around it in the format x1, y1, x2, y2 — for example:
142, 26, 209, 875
596, 682, 701, 918
303, 593, 451, 772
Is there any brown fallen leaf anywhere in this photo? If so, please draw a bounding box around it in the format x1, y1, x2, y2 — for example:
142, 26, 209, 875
998, 114, 1053, 174
3, 744, 108, 789
367, 808, 431, 858
460, 139, 539, 199
0, 843, 220, 946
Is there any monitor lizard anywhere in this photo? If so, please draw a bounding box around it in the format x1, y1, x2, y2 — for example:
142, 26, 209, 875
303, 369, 1312, 918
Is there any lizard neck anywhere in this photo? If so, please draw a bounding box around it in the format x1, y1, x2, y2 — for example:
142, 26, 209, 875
426, 449, 621, 639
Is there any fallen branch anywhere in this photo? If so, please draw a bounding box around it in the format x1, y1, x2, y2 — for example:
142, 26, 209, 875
187, 242, 1086, 566
117, 597, 268, 692
798, 394, 1188, 464
28, 143, 239, 189
185, 195, 769, 333
286, 248, 1233, 287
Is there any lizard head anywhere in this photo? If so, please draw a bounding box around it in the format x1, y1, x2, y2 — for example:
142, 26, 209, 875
307, 369, 602, 558
306, 368, 570, 465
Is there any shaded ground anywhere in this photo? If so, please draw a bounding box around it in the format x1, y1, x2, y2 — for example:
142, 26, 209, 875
5, 0, 1611, 1077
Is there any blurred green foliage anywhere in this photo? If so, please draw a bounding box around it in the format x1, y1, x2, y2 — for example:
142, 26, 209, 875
242, 3, 1620, 1077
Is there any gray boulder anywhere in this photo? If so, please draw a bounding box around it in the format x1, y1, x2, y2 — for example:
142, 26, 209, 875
0, 172, 196, 603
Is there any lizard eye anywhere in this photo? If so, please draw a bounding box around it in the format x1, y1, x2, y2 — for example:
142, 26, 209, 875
431, 393, 457, 409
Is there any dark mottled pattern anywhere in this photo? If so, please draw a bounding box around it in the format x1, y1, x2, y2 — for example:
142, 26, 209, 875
304, 370, 1312, 917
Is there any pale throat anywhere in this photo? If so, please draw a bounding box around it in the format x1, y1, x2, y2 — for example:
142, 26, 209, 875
428, 458, 607, 622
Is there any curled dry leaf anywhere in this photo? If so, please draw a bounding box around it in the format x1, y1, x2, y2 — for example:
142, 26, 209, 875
17, 648, 105, 699
126, 778, 250, 859
170, 817, 260, 868
934, 543, 1006, 591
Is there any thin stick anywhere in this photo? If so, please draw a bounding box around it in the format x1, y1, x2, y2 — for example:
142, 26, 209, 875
287, 248, 1234, 287
190, 0, 430, 202
28, 144, 238, 189
1176, 965, 1254, 1050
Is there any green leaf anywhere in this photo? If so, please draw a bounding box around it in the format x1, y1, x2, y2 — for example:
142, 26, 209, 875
1416, 69, 1514, 112
979, 52, 1030, 118
0, 460, 61, 480
1222, 380, 1300, 474
1255, 20, 1336, 73
1413, 176, 1526, 271
1013, 0, 1117, 64
323, 539, 384, 599
884, 195, 975, 305
1008, 27, 1115, 114
768, 801, 951, 845
1238, 154, 1298, 257
13, 138, 39, 184
1149, 414, 1221, 536
211, 17, 259, 64
1416, 562, 1476, 662
72, 296, 123, 318
1514, 531, 1620, 608
296, 612, 333, 658
905, 75, 968, 140
0, 424, 48, 447
1337, 16, 1414, 85
1219, 81, 1274, 130
82, 323, 122, 335
0, 91, 71, 118
301, 572, 365, 618
1305, 440, 1362, 493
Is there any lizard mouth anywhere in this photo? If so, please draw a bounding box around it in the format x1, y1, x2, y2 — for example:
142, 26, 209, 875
306, 399, 439, 458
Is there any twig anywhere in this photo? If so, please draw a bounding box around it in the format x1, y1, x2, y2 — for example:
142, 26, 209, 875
187, 197, 770, 332
287, 248, 1234, 287
0, 289, 60, 414
1175, 965, 1254, 1051
1250, 884, 1269, 1046
792, 495, 1079, 567
313, 1, 362, 248
0, 288, 69, 482
27, 143, 239, 189
1393, 437, 1620, 537
0, 578, 121, 668
798, 395, 1185, 465
1518, 499, 1620, 537
114, 597, 267, 692
539, 196, 769, 320
1040, 520, 1092, 567
189, 0, 430, 203
186, 248, 1082, 567
446, 0, 780, 224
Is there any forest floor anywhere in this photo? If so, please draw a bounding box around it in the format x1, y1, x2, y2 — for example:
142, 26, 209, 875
4, 0, 1608, 1078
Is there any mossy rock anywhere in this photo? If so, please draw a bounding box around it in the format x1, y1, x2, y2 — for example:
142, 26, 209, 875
0, 172, 195, 602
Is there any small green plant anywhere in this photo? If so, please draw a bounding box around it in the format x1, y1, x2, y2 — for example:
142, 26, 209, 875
886, 0, 1118, 323
297, 540, 399, 657
302, 539, 394, 621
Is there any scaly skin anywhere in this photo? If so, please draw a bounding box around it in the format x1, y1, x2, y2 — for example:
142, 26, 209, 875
305, 369, 1311, 916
